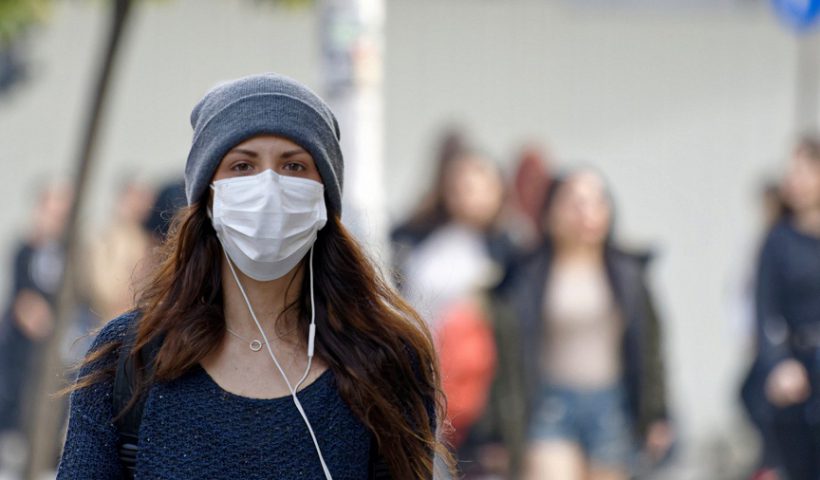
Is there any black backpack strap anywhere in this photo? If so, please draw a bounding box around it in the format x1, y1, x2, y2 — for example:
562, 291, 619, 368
368, 436, 391, 479
112, 324, 163, 479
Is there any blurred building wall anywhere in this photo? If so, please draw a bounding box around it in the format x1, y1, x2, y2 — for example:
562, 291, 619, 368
0, 0, 808, 472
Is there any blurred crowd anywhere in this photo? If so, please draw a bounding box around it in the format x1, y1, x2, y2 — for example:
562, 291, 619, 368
389, 129, 820, 480
392, 130, 671, 480
0, 177, 185, 478
0, 129, 819, 480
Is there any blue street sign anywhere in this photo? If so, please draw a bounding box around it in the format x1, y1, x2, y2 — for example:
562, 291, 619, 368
773, 0, 820, 32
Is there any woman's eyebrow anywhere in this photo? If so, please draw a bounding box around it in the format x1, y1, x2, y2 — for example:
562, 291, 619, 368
281, 148, 308, 159
227, 147, 258, 157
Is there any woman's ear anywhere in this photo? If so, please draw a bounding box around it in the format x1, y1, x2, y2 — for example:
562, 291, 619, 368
205, 187, 214, 209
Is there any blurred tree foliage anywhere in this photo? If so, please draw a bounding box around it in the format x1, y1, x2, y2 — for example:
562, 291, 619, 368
0, 0, 314, 95
0, 0, 313, 47
0, 0, 50, 46
0, 0, 49, 93
0, 0, 316, 55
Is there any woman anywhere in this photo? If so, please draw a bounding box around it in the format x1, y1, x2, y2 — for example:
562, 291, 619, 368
397, 149, 510, 323
57, 73, 446, 479
0, 181, 72, 468
734, 179, 789, 480
390, 127, 468, 283
506, 169, 671, 480
756, 137, 820, 480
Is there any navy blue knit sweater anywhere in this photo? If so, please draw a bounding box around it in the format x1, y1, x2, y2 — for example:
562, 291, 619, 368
57, 312, 372, 479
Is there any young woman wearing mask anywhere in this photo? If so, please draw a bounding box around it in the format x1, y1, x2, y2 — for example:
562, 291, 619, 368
57, 73, 447, 479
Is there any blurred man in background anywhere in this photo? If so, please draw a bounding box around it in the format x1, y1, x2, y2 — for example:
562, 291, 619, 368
0, 181, 72, 474
503, 143, 552, 253
87, 178, 155, 323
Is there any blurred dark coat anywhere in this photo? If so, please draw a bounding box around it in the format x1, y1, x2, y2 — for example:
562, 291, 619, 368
0, 241, 63, 432
504, 245, 669, 440
751, 219, 820, 480
755, 219, 820, 379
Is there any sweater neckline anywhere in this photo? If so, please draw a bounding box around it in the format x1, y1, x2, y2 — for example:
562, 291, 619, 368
194, 363, 333, 403
785, 218, 820, 243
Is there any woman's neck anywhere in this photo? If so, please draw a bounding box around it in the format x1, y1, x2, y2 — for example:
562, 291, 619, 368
794, 206, 820, 237
221, 257, 304, 343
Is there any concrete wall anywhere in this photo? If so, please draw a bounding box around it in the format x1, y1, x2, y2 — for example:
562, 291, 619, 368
0, 0, 810, 473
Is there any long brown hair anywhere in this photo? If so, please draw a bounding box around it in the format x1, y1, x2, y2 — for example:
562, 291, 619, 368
73, 197, 451, 478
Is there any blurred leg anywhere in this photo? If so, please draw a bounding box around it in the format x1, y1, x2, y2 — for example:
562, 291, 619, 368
581, 386, 633, 480
525, 440, 584, 480
772, 409, 813, 480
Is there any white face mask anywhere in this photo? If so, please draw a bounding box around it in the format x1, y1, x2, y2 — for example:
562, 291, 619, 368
210, 169, 327, 281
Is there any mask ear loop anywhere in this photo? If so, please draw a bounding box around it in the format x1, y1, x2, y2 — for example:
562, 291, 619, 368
223, 246, 332, 480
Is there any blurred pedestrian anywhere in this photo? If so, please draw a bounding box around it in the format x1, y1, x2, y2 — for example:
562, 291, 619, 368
755, 136, 820, 480
57, 73, 449, 479
391, 127, 469, 284
391, 143, 521, 476
394, 148, 513, 324
735, 179, 789, 480
143, 179, 185, 244
503, 143, 552, 252
504, 169, 672, 480
0, 180, 72, 472
87, 178, 155, 322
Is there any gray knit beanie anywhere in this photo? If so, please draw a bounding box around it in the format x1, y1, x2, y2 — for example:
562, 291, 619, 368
185, 73, 344, 214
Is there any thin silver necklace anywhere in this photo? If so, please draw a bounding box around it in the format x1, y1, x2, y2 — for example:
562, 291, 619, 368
225, 327, 263, 352
224, 327, 300, 376
225, 322, 300, 352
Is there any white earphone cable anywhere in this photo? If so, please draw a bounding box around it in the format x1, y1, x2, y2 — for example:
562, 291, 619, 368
223, 247, 331, 480
295, 247, 317, 391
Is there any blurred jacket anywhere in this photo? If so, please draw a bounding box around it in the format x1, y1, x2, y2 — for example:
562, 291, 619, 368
0, 240, 63, 432
755, 219, 820, 378
505, 245, 668, 442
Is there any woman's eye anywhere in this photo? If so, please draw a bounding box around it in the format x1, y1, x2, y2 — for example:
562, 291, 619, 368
231, 162, 253, 172
283, 162, 306, 172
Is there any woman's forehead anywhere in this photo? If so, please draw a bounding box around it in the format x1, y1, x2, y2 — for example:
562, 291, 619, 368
559, 172, 606, 199
229, 134, 309, 153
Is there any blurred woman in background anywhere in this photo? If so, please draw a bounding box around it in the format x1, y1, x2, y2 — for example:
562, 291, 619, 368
755, 137, 820, 480
0, 181, 72, 475
87, 178, 155, 322
396, 148, 511, 324
506, 169, 671, 480
735, 179, 789, 480
391, 142, 520, 476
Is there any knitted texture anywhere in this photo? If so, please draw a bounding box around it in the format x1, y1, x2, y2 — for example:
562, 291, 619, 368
185, 73, 344, 214
57, 313, 371, 479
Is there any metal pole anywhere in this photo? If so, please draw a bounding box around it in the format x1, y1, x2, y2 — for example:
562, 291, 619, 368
319, 0, 389, 263
796, 30, 820, 133
24, 0, 133, 477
